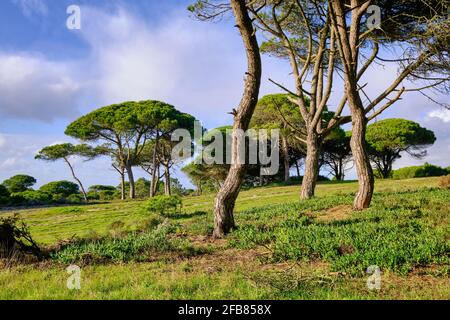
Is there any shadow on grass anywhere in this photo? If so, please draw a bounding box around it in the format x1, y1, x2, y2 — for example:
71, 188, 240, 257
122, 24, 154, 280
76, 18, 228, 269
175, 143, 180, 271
164, 211, 208, 220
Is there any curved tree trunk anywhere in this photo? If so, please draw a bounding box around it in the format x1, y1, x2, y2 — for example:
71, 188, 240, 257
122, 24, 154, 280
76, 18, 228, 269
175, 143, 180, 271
126, 163, 136, 199
64, 158, 88, 203
120, 169, 126, 200
164, 164, 171, 195
301, 131, 320, 199
350, 108, 374, 210
213, 0, 262, 238
150, 135, 160, 197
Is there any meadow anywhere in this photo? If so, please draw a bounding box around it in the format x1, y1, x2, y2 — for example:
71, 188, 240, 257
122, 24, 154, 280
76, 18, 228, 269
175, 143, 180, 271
0, 177, 448, 300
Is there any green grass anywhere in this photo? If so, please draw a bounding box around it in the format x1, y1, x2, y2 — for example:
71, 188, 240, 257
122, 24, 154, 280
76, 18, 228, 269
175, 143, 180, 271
229, 188, 449, 275
0, 177, 448, 300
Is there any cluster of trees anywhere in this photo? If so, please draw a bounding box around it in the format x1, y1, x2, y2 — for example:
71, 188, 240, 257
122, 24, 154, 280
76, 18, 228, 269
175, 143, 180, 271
0, 175, 83, 206
0, 174, 193, 207
391, 163, 450, 180
182, 95, 437, 194
33, 101, 197, 203
4, 1, 447, 241
189, 0, 448, 236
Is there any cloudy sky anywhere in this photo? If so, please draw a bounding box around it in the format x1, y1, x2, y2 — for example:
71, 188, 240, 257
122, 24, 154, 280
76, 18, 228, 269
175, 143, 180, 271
0, 0, 448, 189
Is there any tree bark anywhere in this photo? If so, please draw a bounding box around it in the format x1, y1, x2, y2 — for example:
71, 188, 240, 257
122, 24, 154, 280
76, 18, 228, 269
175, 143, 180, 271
350, 107, 374, 210
338, 158, 344, 181
150, 164, 160, 197
126, 163, 135, 199
150, 134, 159, 197
330, 0, 376, 209
301, 131, 320, 199
196, 182, 202, 196
213, 0, 262, 238
64, 158, 88, 203
281, 136, 290, 182
120, 169, 126, 200
164, 164, 171, 196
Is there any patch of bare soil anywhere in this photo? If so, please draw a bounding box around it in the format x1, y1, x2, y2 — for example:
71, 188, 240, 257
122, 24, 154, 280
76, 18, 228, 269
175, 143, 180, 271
173, 236, 331, 275
315, 205, 353, 222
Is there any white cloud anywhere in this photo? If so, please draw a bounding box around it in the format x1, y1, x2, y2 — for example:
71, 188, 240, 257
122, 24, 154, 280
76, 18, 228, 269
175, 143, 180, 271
12, 0, 48, 17
0, 53, 82, 122
75, 6, 266, 128
428, 109, 450, 123
1, 4, 448, 186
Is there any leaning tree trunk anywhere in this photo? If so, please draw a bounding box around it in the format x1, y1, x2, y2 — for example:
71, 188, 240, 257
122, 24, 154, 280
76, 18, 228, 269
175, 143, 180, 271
64, 158, 88, 203
350, 107, 374, 210
301, 130, 320, 199
213, 0, 262, 238
150, 165, 160, 197
120, 169, 126, 200
164, 164, 171, 196
126, 163, 136, 199
150, 134, 160, 197
281, 135, 290, 182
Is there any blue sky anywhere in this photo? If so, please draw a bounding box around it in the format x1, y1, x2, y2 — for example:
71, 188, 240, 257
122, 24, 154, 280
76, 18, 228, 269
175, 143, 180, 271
0, 0, 449, 189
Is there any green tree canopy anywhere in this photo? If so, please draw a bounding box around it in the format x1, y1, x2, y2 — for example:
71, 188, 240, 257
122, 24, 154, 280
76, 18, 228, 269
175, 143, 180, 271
35, 143, 100, 203
252, 94, 304, 132
65, 100, 196, 199
88, 185, 116, 193
35, 143, 100, 161
366, 118, 436, 179
39, 181, 80, 198
2, 175, 37, 193
321, 129, 352, 181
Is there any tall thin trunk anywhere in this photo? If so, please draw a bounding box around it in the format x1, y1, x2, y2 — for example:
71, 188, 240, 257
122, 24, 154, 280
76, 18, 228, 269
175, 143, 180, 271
330, 0, 375, 209
213, 0, 262, 238
350, 107, 374, 210
164, 164, 171, 196
150, 135, 159, 197
64, 158, 88, 203
196, 182, 202, 196
120, 168, 125, 200
301, 131, 320, 199
150, 164, 160, 197
338, 158, 344, 181
126, 163, 135, 199
282, 135, 290, 182
295, 160, 301, 178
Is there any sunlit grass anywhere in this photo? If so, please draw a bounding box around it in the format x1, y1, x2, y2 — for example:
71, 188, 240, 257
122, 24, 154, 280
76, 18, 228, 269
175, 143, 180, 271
0, 177, 448, 300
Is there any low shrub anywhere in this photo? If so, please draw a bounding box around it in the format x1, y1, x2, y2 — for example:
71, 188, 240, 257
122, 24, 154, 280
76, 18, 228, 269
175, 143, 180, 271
66, 194, 84, 204
10, 190, 52, 206
39, 181, 79, 198
87, 191, 100, 201
141, 195, 182, 216
0, 214, 41, 261
88, 190, 119, 201
0, 185, 10, 205
393, 163, 448, 180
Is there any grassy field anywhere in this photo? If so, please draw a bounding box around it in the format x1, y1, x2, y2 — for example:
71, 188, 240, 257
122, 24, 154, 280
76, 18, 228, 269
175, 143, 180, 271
0, 177, 449, 300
